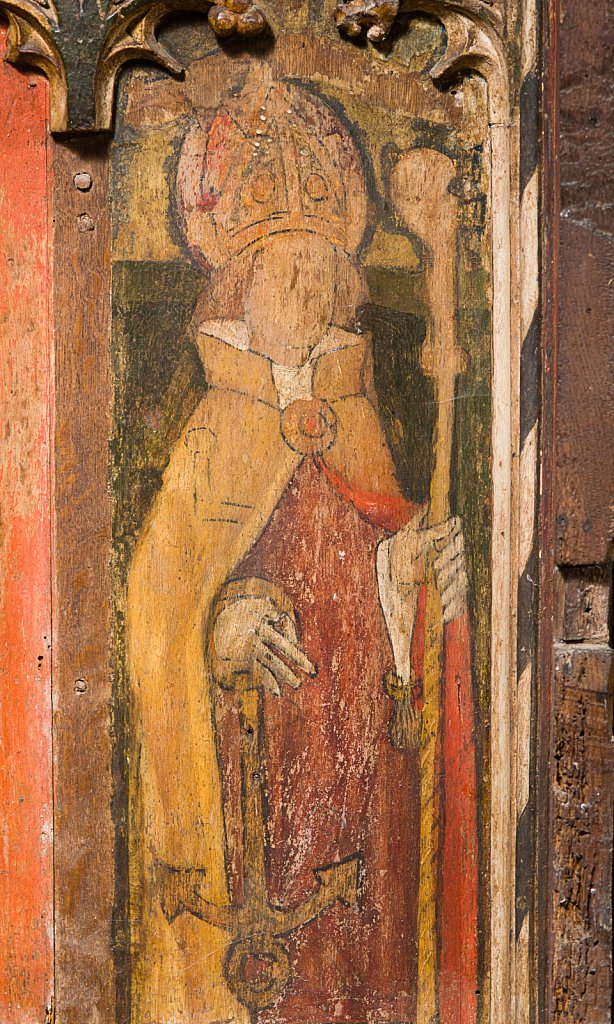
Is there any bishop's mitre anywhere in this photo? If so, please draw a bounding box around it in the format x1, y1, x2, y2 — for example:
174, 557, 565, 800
177, 68, 368, 269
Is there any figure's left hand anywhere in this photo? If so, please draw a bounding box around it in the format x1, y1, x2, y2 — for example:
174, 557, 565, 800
430, 515, 469, 623
377, 512, 468, 688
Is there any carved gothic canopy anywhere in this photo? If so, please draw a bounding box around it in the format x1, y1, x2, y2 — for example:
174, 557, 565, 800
1, 0, 503, 131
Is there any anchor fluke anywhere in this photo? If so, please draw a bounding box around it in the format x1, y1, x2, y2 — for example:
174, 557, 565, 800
313, 854, 363, 910
156, 862, 208, 924
221, 855, 363, 1009
274, 852, 363, 935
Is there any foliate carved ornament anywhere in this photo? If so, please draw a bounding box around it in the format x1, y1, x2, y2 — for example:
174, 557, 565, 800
335, 0, 507, 120
334, 0, 401, 41
334, 0, 503, 41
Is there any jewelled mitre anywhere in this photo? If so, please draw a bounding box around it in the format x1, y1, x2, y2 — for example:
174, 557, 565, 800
177, 67, 368, 269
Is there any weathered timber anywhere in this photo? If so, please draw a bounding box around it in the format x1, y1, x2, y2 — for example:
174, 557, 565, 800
551, 644, 613, 1022
0, 28, 54, 1024
52, 137, 115, 1024
0, 3, 556, 1023
555, 0, 614, 568
545, 0, 614, 1020
540, 1, 614, 1021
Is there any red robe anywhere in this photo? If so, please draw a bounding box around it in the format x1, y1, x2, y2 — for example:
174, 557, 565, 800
217, 455, 478, 1024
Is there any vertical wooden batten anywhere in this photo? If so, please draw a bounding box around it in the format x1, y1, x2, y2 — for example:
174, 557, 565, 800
51, 138, 115, 1024
514, 0, 541, 1016
538, 0, 559, 1017
0, 25, 54, 1024
545, 0, 614, 1015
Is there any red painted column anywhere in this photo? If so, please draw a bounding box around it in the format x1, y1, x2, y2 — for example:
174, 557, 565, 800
0, 25, 54, 1023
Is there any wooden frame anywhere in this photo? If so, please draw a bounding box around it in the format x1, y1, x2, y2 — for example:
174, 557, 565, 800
6, 0, 607, 1021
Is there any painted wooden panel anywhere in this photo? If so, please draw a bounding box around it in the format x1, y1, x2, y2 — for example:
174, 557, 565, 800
1, 0, 609, 1020
0, 25, 54, 1024
109, 15, 493, 1023
0, 1, 551, 1022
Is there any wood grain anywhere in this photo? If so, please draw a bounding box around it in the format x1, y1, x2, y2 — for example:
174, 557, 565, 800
542, 0, 614, 1019
554, 566, 612, 645
555, 218, 614, 565
554, 0, 614, 566
537, 0, 559, 1018
121, 60, 485, 1023
51, 138, 115, 1024
0, 8, 543, 1023
0, 26, 54, 1024
551, 644, 613, 1021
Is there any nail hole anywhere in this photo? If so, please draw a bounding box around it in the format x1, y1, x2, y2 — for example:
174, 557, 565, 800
77, 213, 95, 232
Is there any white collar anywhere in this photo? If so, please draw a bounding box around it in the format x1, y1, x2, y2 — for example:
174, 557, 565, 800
196, 319, 362, 360
196, 320, 364, 409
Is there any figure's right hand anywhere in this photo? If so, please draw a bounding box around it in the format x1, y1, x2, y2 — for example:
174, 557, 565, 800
212, 593, 317, 697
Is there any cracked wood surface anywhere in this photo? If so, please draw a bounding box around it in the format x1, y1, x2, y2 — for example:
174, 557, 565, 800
545, 0, 614, 1018
1, 0, 612, 1020
551, 642, 613, 1022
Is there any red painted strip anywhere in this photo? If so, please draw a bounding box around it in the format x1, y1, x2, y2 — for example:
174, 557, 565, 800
440, 610, 479, 1024
0, 26, 54, 1023
316, 454, 420, 532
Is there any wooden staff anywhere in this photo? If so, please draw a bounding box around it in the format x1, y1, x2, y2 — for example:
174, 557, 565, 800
390, 148, 464, 1024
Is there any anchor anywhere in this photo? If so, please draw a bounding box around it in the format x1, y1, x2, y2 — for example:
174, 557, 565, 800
158, 580, 363, 1012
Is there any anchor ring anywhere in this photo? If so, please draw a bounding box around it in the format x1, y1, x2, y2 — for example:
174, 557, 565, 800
224, 935, 291, 1010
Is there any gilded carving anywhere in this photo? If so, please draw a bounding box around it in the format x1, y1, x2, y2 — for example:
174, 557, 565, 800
2, 2, 66, 131
334, 0, 400, 41
334, 0, 503, 43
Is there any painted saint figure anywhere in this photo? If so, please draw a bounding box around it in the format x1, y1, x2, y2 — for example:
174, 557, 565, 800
127, 71, 478, 1024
